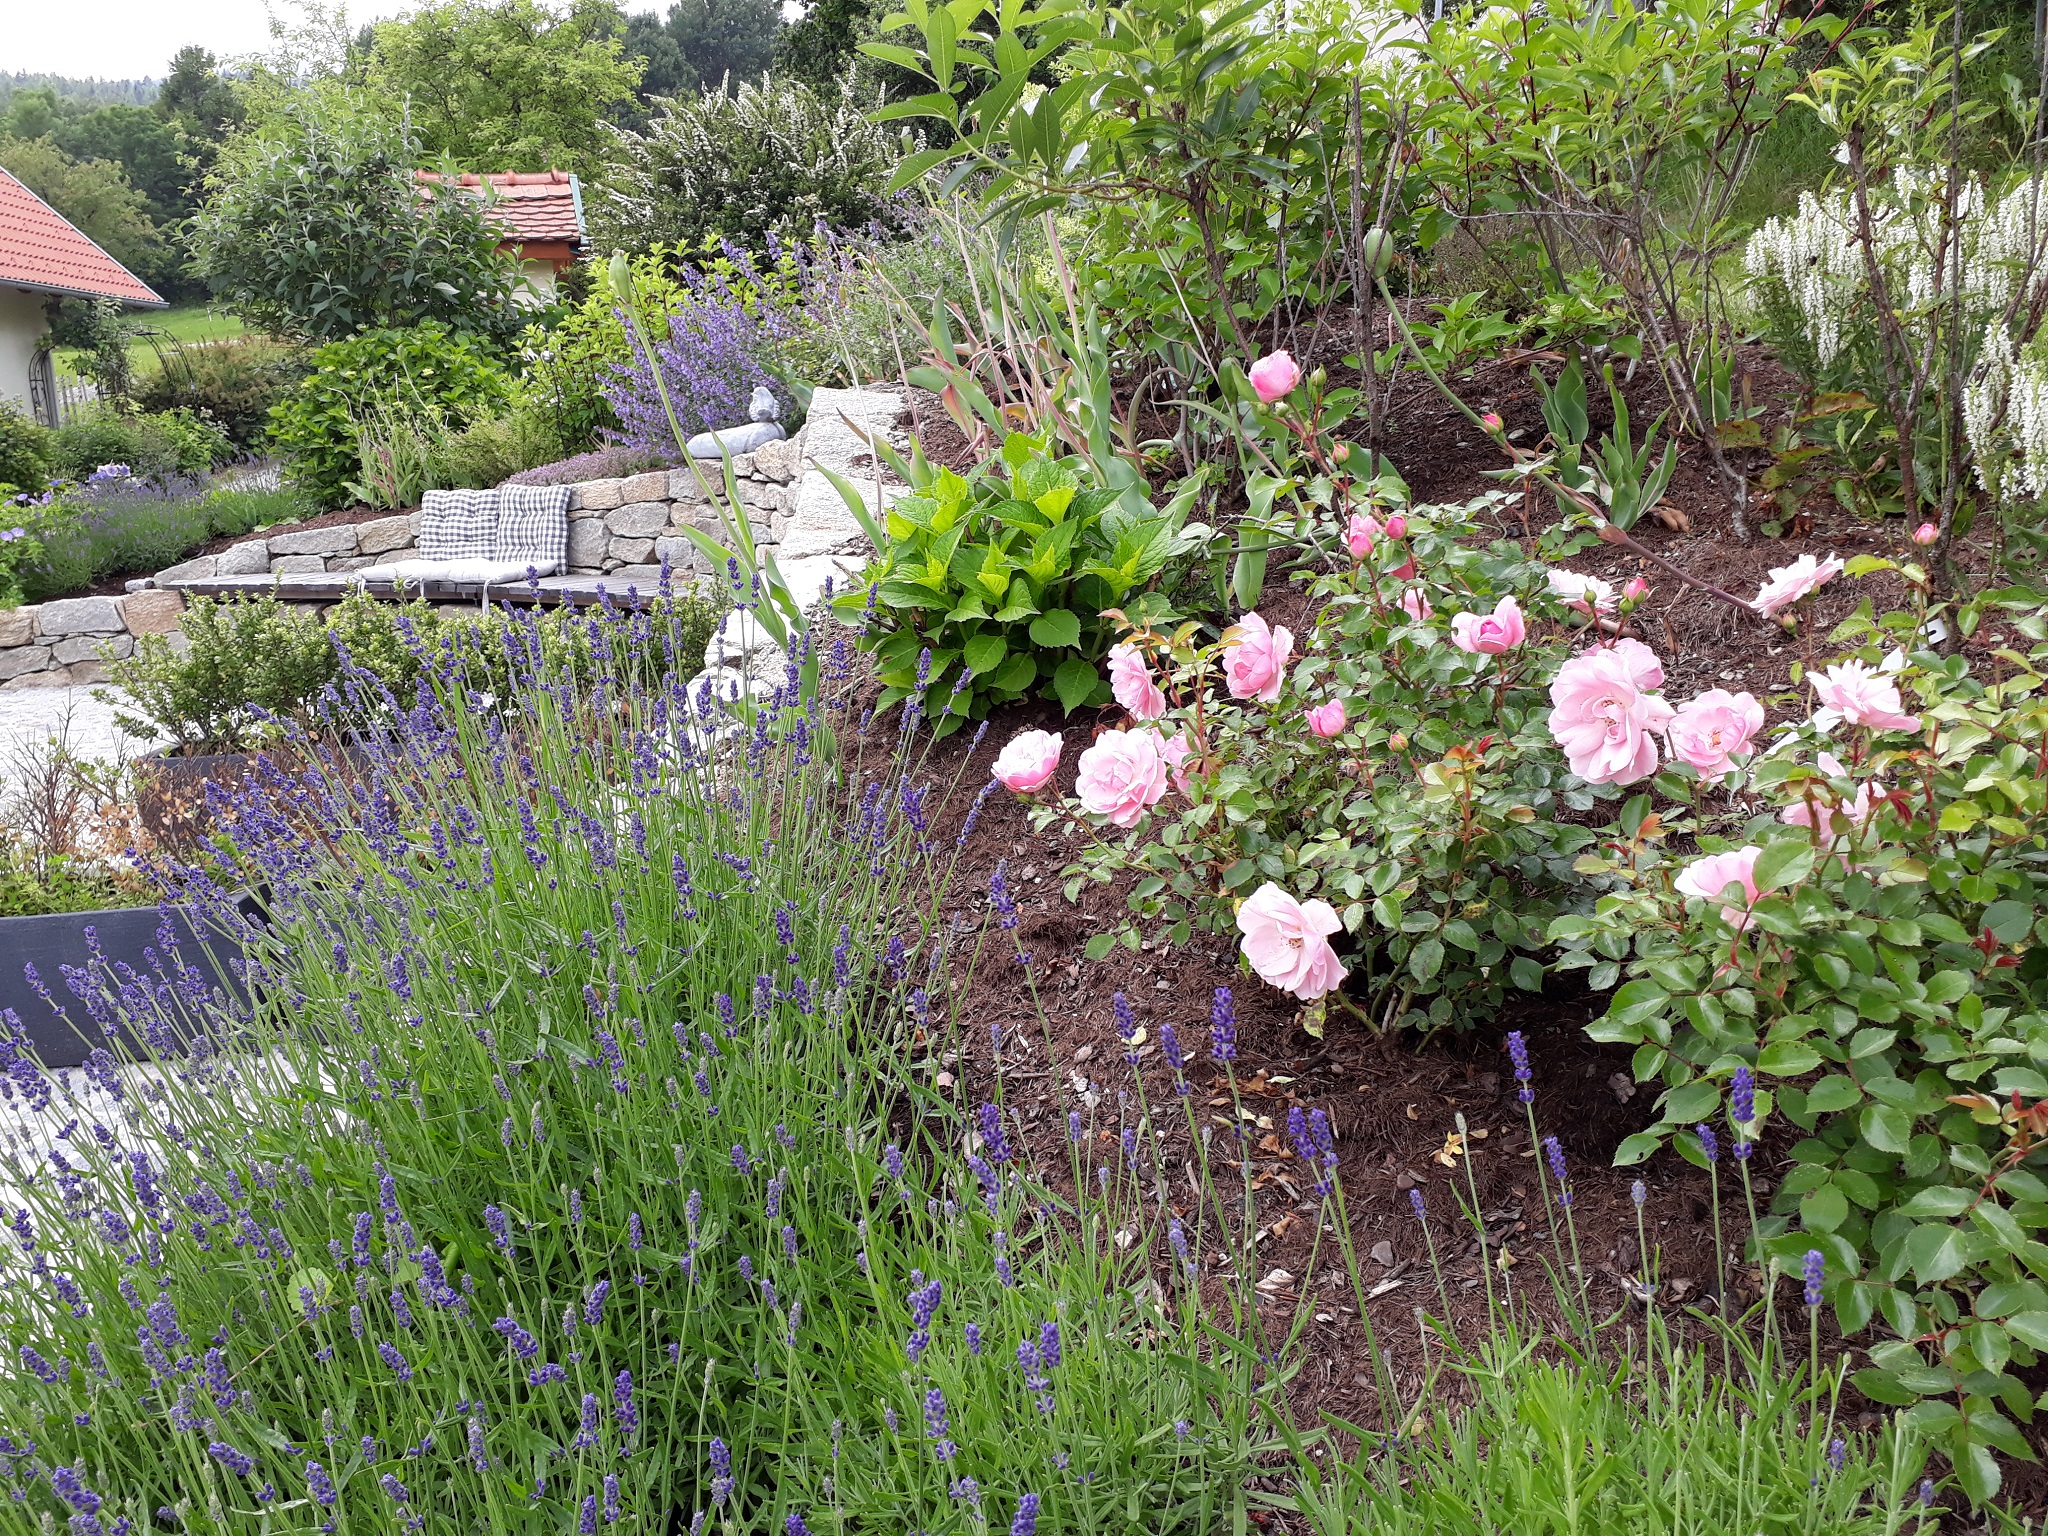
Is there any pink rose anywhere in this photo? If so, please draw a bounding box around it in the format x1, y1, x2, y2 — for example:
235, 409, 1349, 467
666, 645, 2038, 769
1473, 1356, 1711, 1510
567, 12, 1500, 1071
1222, 611, 1294, 703
991, 729, 1062, 793
1304, 700, 1347, 738
1809, 659, 1919, 733
1106, 641, 1166, 722
1389, 558, 1417, 581
1666, 689, 1763, 784
1399, 588, 1432, 622
1780, 753, 1886, 840
1384, 515, 1408, 540
1074, 729, 1169, 827
1623, 576, 1649, 600
1752, 553, 1844, 617
1911, 523, 1939, 546
1674, 847, 1764, 930
1547, 645, 1675, 785
1481, 411, 1504, 432
1237, 882, 1348, 1001
1602, 636, 1665, 691
1249, 350, 1302, 404
1155, 728, 1199, 796
1449, 595, 1526, 655
1346, 513, 1381, 558
1546, 569, 1617, 617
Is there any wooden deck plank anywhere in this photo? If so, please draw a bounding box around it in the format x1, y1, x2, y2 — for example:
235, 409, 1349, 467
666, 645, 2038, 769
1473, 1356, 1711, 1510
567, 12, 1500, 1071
165, 573, 675, 610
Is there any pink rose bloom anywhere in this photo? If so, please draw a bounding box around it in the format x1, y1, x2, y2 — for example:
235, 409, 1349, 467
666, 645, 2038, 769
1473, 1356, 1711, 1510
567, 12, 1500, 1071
1674, 847, 1764, 930
1249, 350, 1302, 404
1304, 700, 1347, 738
1399, 588, 1433, 622
1222, 611, 1294, 703
1074, 729, 1169, 827
1752, 553, 1845, 617
1106, 641, 1166, 722
1547, 646, 1675, 785
1599, 636, 1665, 691
1389, 558, 1417, 581
1546, 569, 1617, 617
1780, 753, 1886, 840
1911, 522, 1939, 546
1346, 513, 1380, 558
1237, 882, 1349, 1001
1154, 728, 1199, 796
1384, 515, 1408, 540
1810, 659, 1920, 733
1622, 576, 1649, 600
991, 729, 1062, 793
1666, 689, 1763, 784
1450, 595, 1526, 655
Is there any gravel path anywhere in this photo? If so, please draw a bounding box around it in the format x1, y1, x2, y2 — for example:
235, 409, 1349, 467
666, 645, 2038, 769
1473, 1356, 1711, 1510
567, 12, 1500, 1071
0, 685, 144, 768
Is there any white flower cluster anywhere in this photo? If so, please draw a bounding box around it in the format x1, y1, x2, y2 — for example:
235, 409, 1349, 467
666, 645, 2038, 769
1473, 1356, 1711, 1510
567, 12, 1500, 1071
1965, 328, 2048, 498
1743, 169, 2048, 368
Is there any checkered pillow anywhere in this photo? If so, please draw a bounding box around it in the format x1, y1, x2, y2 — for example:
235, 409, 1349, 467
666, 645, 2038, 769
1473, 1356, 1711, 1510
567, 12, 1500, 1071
417, 489, 500, 561
493, 484, 571, 575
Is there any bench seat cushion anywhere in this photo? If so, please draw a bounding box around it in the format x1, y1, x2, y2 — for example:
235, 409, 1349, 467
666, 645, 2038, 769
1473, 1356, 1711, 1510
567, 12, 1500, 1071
354, 559, 545, 586
493, 484, 570, 573
417, 489, 500, 561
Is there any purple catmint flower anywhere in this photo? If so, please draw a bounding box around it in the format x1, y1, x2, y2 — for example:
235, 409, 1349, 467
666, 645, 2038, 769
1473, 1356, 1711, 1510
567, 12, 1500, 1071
1803, 1249, 1825, 1308
1211, 987, 1237, 1061
1505, 1030, 1532, 1102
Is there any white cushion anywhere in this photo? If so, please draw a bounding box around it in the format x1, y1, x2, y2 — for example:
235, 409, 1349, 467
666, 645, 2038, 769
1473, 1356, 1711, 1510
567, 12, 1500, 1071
354, 560, 546, 586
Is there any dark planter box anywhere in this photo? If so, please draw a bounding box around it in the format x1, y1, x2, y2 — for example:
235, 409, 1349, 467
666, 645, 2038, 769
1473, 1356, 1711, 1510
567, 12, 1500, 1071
0, 903, 249, 1067
133, 748, 259, 852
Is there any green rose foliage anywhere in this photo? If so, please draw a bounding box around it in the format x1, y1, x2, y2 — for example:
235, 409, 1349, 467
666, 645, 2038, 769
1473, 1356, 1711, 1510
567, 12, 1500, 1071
1561, 599, 2048, 1505
835, 430, 1208, 735
267, 323, 514, 508
1059, 479, 1603, 1035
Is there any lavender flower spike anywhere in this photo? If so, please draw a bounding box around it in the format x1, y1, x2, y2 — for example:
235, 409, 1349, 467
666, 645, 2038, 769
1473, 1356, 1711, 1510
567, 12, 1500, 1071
1802, 1248, 1825, 1308
1505, 1030, 1532, 1103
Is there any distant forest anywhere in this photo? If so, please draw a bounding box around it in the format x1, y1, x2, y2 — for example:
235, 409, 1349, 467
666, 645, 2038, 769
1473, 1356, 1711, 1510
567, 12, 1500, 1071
0, 73, 160, 108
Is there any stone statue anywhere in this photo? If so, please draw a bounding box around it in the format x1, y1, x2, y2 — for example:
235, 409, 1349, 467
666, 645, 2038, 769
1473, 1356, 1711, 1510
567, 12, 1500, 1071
687, 385, 788, 459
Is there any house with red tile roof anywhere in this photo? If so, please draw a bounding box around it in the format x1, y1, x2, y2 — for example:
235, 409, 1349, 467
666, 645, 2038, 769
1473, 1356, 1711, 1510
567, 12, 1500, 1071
0, 165, 165, 427
414, 170, 587, 303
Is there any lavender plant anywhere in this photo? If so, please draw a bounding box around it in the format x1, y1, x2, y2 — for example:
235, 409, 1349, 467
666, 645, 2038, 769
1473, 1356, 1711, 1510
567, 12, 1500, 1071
0, 589, 1277, 1532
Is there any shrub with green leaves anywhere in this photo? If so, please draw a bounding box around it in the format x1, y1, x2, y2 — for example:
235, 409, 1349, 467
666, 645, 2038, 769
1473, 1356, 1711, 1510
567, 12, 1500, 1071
266, 322, 514, 507
0, 397, 53, 496
833, 429, 1207, 733
1558, 584, 2048, 1503
47, 408, 186, 482
134, 336, 304, 447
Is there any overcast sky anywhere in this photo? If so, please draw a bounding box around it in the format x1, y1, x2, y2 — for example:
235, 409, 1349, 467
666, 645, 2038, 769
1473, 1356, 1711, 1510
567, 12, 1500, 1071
4, 0, 676, 84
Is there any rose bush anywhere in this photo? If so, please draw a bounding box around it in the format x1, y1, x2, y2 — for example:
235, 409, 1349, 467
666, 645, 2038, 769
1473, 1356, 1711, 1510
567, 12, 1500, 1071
1553, 593, 2048, 1503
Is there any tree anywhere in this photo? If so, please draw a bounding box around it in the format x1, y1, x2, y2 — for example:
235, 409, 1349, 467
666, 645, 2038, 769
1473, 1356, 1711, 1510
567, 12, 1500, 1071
155, 48, 245, 143
52, 106, 193, 224
187, 98, 527, 346
624, 0, 781, 100
366, 0, 643, 176
0, 136, 167, 285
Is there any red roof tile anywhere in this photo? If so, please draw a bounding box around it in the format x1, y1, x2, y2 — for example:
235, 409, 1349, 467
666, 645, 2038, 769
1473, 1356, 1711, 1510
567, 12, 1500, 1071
415, 170, 585, 249
0, 166, 164, 307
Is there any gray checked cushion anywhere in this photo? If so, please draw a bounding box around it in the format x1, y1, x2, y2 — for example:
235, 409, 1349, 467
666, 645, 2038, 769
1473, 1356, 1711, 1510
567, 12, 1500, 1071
417, 489, 499, 561
493, 483, 571, 575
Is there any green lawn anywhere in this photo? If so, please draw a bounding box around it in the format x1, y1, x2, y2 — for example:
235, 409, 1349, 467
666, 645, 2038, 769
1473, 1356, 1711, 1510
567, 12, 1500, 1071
56, 301, 248, 378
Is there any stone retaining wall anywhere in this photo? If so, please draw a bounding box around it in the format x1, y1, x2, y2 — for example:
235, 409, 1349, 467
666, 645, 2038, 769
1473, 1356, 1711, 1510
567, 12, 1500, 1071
0, 590, 189, 690
0, 386, 907, 690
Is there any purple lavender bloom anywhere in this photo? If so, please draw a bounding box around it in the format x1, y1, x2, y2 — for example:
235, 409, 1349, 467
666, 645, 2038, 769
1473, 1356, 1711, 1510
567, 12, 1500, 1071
485, 1204, 511, 1252
492, 1316, 539, 1358
1828, 1438, 1847, 1472
1409, 1188, 1426, 1221
579, 1494, 598, 1535
1068, 1109, 1083, 1143
50, 1468, 100, 1516
1161, 1023, 1186, 1081
965, 1322, 982, 1355
1803, 1249, 1825, 1308
605, 1475, 622, 1524
209, 1442, 255, 1477
1542, 1136, 1573, 1206
1505, 1030, 1532, 1102
1696, 1124, 1719, 1163
306, 1462, 337, 1507
585, 1280, 610, 1328
1210, 987, 1237, 1062
1011, 1492, 1041, 1536
378, 1341, 413, 1382
614, 1369, 639, 1434
1039, 1319, 1061, 1368
990, 863, 1020, 931
1114, 992, 1139, 1063
709, 1437, 734, 1506
1631, 1180, 1646, 1206
1730, 1064, 1756, 1128
978, 1102, 1010, 1165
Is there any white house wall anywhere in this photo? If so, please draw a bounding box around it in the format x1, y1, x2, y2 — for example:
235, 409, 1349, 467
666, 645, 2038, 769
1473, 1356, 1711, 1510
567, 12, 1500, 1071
0, 289, 49, 419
